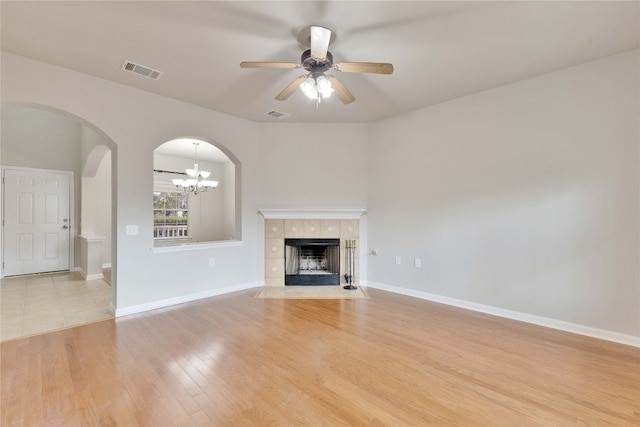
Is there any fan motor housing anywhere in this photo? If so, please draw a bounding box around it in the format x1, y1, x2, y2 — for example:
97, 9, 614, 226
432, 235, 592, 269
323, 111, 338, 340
301, 49, 333, 72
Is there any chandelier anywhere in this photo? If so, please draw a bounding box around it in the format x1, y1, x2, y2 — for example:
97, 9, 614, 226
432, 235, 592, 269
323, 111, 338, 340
172, 142, 218, 195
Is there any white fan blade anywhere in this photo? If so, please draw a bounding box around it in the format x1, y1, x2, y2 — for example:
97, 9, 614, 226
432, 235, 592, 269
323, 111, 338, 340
310, 26, 331, 60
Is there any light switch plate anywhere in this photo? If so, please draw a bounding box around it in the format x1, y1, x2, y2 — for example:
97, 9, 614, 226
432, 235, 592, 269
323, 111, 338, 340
126, 225, 139, 236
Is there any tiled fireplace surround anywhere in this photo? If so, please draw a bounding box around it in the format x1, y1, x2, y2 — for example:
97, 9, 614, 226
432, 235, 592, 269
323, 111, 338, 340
259, 210, 364, 286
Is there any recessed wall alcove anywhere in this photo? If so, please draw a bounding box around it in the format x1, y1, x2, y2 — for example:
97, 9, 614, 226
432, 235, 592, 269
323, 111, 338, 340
259, 209, 365, 287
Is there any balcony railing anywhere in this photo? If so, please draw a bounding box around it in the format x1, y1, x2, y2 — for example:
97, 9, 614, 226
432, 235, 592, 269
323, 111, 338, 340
154, 224, 189, 238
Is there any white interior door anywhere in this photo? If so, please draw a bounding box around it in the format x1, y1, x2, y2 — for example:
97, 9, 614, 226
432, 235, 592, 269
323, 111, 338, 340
3, 168, 71, 276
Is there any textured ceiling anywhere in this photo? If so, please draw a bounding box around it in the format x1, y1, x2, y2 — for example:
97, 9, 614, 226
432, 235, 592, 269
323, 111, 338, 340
2, 1, 638, 124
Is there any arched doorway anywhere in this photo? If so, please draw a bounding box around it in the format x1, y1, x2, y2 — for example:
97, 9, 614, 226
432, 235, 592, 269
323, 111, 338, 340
0, 105, 118, 339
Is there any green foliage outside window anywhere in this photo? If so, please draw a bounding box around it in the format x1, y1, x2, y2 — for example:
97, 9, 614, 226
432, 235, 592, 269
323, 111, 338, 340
153, 215, 187, 224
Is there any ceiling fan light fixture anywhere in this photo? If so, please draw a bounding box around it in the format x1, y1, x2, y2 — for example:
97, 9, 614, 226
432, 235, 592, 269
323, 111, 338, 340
241, 24, 393, 106
300, 74, 334, 100
300, 76, 318, 99
316, 75, 333, 97
305, 90, 319, 100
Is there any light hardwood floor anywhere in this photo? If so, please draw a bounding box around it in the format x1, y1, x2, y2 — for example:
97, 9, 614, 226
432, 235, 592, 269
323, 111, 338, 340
0, 271, 112, 341
1, 287, 638, 426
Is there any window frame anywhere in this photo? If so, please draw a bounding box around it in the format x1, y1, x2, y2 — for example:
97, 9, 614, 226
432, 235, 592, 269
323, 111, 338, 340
153, 190, 190, 240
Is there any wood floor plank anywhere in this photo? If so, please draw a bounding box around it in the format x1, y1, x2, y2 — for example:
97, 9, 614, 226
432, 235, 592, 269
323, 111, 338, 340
1, 287, 638, 426
1, 339, 28, 426
23, 335, 46, 426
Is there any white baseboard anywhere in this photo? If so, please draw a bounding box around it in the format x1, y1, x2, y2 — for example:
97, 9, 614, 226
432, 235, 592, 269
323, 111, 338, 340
114, 281, 263, 318
77, 268, 103, 281
365, 281, 640, 348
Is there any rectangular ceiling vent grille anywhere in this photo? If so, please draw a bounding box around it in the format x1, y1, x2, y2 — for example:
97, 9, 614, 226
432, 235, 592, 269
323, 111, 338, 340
265, 110, 290, 120
121, 60, 163, 80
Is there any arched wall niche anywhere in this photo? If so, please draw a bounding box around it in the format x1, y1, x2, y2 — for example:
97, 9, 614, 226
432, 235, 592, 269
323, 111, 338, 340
153, 136, 241, 247
0, 102, 118, 310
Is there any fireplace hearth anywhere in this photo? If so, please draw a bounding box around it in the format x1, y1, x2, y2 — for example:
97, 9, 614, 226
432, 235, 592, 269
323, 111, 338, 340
285, 238, 340, 285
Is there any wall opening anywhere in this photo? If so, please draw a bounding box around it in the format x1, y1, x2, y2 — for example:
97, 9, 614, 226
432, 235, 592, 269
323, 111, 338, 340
153, 137, 241, 247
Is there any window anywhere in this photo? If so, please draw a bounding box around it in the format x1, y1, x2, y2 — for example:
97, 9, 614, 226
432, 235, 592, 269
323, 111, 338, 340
153, 191, 189, 239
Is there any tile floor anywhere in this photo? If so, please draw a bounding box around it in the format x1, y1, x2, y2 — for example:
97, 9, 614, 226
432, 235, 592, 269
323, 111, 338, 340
0, 271, 113, 341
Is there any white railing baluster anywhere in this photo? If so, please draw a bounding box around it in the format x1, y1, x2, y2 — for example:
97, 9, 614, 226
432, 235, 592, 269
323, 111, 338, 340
153, 225, 188, 239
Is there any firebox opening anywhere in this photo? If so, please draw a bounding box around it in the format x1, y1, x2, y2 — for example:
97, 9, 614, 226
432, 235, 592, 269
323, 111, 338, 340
285, 238, 340, 285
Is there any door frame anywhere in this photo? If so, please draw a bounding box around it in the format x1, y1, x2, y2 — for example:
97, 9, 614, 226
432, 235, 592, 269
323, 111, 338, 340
1, 165, 75, 279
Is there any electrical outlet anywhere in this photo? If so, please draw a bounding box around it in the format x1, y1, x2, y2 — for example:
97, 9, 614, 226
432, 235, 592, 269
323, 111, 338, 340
125, 225, 138, 236
395, 256, 401, 265
208, 258, 216, 267
414, 258, 422, 268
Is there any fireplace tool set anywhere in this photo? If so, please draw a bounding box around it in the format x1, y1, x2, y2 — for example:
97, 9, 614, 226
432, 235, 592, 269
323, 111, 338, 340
344, 239, 357, 290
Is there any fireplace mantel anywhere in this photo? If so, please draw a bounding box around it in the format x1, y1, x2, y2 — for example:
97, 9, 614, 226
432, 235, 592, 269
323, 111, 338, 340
258, 209, 366, 220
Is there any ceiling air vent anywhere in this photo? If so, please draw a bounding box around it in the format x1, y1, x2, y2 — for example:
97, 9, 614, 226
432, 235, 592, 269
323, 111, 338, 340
121, 60, 163, 80
265, 110, 290, 120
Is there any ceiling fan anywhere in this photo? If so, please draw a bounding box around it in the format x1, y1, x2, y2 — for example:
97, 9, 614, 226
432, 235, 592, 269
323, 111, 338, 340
240, 26, 393, 105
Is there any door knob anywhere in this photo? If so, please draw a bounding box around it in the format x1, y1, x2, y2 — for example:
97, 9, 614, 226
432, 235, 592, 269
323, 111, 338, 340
62, 225, 69, 229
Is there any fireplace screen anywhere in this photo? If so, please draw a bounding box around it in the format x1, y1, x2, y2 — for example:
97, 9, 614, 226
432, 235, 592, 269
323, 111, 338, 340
285, 238, 340, 285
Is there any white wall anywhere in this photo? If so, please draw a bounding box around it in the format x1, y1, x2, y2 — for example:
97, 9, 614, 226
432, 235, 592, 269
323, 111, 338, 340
1, 107, 82, 170
80, 125, 112, 267
222, 161, 236, 240
254, 123, 368, 210
367, 50, 639, 337
81, 151, 111, 266
95, 153, 112, 266
1, 52, 369, 313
